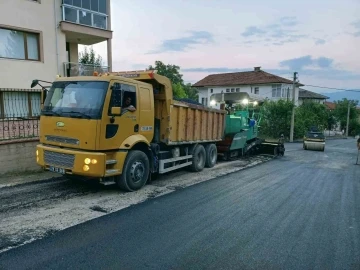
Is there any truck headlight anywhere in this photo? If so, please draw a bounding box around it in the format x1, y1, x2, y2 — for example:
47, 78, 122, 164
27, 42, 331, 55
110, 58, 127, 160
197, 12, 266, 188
83, 165, 90, 171
84, 158, 91, 165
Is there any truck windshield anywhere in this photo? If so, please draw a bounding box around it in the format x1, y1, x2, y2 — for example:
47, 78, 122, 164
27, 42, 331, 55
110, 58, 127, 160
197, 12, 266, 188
42, 81, 109, 119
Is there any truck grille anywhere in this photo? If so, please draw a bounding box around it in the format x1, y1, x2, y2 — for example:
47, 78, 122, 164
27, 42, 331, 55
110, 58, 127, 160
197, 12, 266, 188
44, 150, 75, 169
45, 135, 79, 145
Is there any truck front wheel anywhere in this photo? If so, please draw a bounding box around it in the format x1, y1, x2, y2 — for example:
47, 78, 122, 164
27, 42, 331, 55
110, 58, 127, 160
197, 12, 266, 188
117, 150, 149, 192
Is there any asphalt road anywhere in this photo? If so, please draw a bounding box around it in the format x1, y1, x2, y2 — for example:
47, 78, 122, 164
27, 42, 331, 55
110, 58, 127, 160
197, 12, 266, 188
0, 139, 359, 270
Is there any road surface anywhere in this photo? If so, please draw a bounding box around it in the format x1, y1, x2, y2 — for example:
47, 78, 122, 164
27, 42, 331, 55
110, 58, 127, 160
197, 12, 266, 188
0, 139, 359, 269
0, 155, 270, 253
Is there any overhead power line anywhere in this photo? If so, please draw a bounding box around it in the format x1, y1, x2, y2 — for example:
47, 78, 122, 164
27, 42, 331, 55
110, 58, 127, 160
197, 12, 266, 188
303, 84, 360, 92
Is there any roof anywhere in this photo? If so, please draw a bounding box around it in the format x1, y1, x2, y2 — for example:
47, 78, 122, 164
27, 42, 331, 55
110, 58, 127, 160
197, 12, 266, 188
325, 101, 336, 110
325, 101, 360, 111
192, 69, 304, 87
299, 89, 329, 99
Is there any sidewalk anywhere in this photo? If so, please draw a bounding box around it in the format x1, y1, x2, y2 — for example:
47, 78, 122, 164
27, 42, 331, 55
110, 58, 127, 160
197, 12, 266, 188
0, 170, 61, 188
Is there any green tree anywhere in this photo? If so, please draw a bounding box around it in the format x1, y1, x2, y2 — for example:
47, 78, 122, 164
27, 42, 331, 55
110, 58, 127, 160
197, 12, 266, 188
148, 61, 183, 85
294, 102, 328, 137
333, 99, 360, 135
260, 100, 294, 139
327, 109, 337, 130
147, 61, 198, 100
79, 46, 103, 66
172, 82, 187, 98
183, 83, 198, 100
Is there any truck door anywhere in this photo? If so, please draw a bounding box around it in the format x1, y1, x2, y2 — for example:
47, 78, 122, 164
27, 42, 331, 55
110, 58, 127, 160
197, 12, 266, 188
99, 80, 140, 150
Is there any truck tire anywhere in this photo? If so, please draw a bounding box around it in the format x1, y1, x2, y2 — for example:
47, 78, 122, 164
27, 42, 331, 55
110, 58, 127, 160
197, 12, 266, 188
205, 144, 217, 168
190, 144, 206, 172
117, 150, 149, 192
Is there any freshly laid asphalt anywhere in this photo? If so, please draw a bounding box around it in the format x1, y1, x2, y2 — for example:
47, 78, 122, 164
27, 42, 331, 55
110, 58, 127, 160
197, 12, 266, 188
0, 139, 359, 270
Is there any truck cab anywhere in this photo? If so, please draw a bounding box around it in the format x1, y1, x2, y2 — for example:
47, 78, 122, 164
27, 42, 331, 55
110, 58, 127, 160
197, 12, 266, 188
35, 73, 155, 189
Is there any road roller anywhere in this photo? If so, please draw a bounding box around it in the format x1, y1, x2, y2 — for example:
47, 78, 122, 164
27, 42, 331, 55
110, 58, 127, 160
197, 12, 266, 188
303, 129, 325, 151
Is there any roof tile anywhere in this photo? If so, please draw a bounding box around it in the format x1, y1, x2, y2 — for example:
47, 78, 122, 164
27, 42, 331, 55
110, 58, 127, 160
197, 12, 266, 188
299, 89, 329, 99
192, 70, 304, 87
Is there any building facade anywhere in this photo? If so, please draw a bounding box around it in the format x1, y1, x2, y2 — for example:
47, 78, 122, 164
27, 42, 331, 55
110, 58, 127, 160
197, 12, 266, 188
298, 89, 328, 105
0, 0, 113, 120
193, 67, 303, 109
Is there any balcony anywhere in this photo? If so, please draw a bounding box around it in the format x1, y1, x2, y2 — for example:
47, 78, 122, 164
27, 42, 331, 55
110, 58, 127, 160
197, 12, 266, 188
60, 0, 112, 45
64, 62, 109, 77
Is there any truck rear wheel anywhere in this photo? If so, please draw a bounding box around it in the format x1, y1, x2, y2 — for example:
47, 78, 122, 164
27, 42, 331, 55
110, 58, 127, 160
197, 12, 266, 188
205, 144, 217, 168
117, 150, 149, 192
190, 144, 206, 172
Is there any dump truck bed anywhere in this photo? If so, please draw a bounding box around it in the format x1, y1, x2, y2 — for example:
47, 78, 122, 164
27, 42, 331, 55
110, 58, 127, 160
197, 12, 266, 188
168, 100, 225, 144
154, 99, 226, 145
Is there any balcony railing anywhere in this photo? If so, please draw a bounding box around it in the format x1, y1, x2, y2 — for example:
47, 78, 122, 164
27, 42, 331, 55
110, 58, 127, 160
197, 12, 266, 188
64, 62, 109, 77
62, 4, 108, 30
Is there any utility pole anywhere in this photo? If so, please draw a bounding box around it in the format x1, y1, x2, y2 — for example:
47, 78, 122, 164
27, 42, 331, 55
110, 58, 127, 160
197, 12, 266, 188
289, 72, 297, 142
346, 100, 351, 137
287, 87, 290, 101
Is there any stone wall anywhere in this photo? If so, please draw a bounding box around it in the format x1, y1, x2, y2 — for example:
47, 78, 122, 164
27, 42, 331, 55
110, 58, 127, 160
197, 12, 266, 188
0, 139, 40, 175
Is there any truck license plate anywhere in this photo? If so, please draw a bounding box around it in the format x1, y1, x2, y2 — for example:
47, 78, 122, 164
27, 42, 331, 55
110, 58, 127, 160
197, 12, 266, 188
49, 166, 65, 174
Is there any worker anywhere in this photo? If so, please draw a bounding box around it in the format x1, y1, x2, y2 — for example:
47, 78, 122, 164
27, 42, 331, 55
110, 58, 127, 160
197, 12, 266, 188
121, 96, 136, 115
357, 137, 360, 150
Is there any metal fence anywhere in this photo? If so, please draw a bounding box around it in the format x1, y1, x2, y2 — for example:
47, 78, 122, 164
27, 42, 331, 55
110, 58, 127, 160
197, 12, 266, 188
323, 130, 345, 138
64, 62, 109, 77
0, 89, 41, 141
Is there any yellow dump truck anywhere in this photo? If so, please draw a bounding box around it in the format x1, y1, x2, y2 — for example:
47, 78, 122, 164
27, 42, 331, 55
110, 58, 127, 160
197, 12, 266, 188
32, 71, 226, 191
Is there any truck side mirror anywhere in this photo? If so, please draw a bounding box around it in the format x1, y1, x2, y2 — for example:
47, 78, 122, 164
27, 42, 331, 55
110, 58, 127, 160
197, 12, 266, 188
111, 107, 121, 115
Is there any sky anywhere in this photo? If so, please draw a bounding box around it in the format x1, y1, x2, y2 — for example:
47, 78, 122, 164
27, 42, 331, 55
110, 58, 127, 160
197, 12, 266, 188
81, 0, 360, 95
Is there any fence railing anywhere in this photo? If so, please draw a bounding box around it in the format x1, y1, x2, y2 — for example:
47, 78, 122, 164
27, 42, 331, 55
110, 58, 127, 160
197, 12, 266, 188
323, 130, 345, 137
0, 89, 41, 142
64, 62, 109, 77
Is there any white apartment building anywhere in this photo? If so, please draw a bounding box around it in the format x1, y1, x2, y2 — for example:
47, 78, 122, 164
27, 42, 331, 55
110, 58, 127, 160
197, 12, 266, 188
193, 67, 303, 109
0, 0, 113, 118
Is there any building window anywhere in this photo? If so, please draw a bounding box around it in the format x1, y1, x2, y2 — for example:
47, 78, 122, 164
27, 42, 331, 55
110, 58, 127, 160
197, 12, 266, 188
272, 84, 282, 97
63, 0, 106, 13
201, 97, 208, 106
210, 89, 213, 93
231, 88, 235, 92
226, 89, 230, 93
0, 27, 40, 61
62, 0, 108, 29
254, 87, 259, 95
202, 97, 208, 106
0, 91, 41, 119
236, 88, 240, 92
